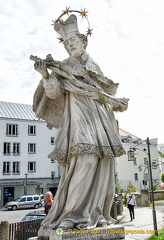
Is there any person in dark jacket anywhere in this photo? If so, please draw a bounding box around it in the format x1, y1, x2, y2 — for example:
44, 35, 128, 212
44, 191, 53, 216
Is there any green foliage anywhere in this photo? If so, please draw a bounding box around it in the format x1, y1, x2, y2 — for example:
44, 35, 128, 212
152, 184, 159, 191
115, 182, 121, 194
146, 228, 164, 240
127, 183, 137, 192
122, 193, 126, 205
158, 151, 164, 158
161, 174, 164, 183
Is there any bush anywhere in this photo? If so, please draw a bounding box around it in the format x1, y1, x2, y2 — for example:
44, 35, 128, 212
153, 184, 159, 191
146, 228, 164, 240
115, 182, 122, 194
161, 174, 164, 183
127, 183, 137, 192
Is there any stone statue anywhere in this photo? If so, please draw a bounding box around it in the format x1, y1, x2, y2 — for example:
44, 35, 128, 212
32, 13, 128, 238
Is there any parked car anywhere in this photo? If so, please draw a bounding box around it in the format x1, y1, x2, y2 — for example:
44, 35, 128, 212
5, 194, 44, 210
15, 211, 45, 239
21, 210, 45, 221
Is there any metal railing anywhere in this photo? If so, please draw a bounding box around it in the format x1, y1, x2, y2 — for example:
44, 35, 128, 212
9, 219, 43, 240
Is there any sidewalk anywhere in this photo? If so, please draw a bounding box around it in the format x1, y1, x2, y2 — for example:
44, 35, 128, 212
118, 205, 164, 240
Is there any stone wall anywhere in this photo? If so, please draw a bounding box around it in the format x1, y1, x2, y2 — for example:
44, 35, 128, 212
134, 190, 150, 207
149, 190, 164, 201
134, 190, 164, 206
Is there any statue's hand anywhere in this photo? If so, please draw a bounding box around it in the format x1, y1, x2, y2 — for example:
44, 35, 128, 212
34, 59, 49, 79
113, 97, 129, 112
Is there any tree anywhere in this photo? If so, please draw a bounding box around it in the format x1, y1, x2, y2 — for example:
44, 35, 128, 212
159, 151, 164, 185
127, 183, 137, 192
161, 174, 164, 183
115, 182, 122, 194
158, 150, 164, 158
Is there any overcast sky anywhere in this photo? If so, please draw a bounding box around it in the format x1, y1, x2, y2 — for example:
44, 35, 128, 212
1, 0, 164, 143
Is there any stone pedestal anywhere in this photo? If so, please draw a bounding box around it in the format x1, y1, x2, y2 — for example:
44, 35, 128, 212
0, 221, 10, 240
141, 189, 150, 207
28, 225, 125, 240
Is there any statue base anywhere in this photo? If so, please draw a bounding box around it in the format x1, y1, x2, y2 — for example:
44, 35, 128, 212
28, 225, 125, 240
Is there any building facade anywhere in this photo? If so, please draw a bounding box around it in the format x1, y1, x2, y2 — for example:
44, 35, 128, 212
0, 101, 161, 206
116, 130, 161, 191
0, 101, 60, 207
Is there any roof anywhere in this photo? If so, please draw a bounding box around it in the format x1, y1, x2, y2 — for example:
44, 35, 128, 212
119, 128, 141, 139
0, 101, 143, 141
0, 101, 38, 120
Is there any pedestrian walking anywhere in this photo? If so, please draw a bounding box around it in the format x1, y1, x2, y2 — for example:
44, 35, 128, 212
126, 188, 136, 221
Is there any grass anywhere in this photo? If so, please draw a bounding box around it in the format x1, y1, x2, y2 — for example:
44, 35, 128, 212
146, 228, 164, 240
154, 199, 164, 202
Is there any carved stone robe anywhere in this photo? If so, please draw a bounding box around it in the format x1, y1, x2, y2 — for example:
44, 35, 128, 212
33, 52, 126, 237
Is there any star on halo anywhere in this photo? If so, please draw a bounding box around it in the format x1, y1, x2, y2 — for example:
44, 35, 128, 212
51, 7, 93, 37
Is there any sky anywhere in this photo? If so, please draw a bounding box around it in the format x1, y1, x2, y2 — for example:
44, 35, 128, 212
1, 0, 164, 143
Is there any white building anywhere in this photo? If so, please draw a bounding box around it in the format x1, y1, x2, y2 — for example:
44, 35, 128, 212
0, 101, 60, 207
158, 144, 164, 176
0, 101, 161, 206
116, 129, 161, 191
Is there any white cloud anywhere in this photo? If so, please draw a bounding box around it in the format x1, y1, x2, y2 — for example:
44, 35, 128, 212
0, 0, 164, 143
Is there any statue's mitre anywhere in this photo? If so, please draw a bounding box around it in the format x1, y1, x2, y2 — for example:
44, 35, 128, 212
54, 14, 79, 41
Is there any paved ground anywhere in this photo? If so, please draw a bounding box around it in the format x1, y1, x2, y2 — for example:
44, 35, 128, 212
0, 206, 44, 223
117, 201, 164, 240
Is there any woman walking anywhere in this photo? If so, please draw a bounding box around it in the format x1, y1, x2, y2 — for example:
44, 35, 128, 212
126, 188, 137, 221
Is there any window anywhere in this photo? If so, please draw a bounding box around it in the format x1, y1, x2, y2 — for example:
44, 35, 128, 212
20, 197, 26, 202
134, 173, 138, 181
28, 162, 36, 172
121, 136, 133, 143
28, 143, 36, 153
13, 162, 20, 174
152, 162, 158, 169
143, 180, 147, 185
3, 142, 11, 155
13, 143, 20, 155
133, 138, 142, 144
58, 165, 62, 177
34, 196, 39, 200
28, 125, 36, 135
6, 124, 18, 136
133, 157, 137, 165
3, 162, 10, 174
51, 171, 55, 181
51, 137, 55, 145
27, 197, 33, 201
144, 157, 148, 166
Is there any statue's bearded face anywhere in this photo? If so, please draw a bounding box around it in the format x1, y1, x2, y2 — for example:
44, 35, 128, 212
63, 34, 86, 58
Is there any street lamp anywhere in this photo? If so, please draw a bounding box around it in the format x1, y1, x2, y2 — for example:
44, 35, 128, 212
24, 173, 28, 195
127, 137, 158, 236
127, 148, 135, 161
